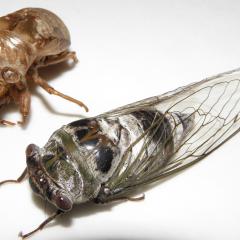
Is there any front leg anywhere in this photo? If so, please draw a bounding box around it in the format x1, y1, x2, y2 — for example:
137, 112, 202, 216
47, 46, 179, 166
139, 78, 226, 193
7, 87, 31, 125
18, 89, 31, 124
0, 96, 16, 126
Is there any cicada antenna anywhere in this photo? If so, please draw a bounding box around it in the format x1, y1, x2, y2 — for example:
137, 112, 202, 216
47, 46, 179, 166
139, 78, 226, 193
0, 167, 28, 186
19, 209, 63, 239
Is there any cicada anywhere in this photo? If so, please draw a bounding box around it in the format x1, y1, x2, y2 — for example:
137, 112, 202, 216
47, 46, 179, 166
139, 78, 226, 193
1, 67, 240, 238
0, 8, 88, 125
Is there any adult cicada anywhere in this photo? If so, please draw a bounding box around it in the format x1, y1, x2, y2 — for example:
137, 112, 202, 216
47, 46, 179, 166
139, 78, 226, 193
0, 8, 88, 125
1, 67, 240, 238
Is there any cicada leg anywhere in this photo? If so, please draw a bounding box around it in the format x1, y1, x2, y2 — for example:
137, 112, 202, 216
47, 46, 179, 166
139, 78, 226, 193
7, 87, 30, 125
29, 69, 88, 112
37, 51, 78, 68
19, 210, 63, 239
18, 89, 31, 125
111, 193, 145, 202
0, 119, 16, 126
0, 168, 27, 186
0, 97, 15, 125
95, 193, 145, 204
127, 194, 145, 201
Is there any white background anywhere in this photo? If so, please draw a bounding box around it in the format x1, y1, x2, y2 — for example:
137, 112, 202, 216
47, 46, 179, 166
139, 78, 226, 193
0, 1, 240, 239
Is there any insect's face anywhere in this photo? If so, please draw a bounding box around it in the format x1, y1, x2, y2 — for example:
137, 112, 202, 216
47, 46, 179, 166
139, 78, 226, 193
0, 30, 36, 96
26, 144, 73, 212
0, 67, 25, 96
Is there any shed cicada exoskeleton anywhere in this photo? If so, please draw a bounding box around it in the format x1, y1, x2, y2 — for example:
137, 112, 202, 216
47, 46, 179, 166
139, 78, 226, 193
0, 8, 88, 125
1, 67, 240, 238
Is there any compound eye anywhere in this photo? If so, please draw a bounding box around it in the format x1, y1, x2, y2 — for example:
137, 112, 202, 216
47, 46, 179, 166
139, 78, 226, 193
1, 67, 21, 83
26, 144, 39, 158
26, 144, 40, 167
54, 193, 72, 211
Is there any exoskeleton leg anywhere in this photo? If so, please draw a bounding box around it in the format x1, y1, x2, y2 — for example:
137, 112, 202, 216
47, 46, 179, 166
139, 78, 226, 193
7, 87, 31, 125
30, 69, 88, 112
19, 210, 63, 239
0, 167, 28, 186
37, 51, 78, 68
18, 89, 31, 124
0, 119, 16, 126
0, 96, 16, 126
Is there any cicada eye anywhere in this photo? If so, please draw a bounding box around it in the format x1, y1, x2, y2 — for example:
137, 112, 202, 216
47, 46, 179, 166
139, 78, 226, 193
1, 67, 21, 83
54, 192, 72, 211
26, 144, 40, 167
26, 144, 39, 157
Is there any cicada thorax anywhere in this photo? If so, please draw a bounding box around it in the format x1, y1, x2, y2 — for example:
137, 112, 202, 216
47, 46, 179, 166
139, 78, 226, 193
0, 8, 71, 57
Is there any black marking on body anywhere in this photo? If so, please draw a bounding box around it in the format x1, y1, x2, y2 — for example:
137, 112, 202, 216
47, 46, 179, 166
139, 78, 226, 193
175, 112, 192, 131
132, 110, 157, 131
57, 145, 65, 154
68, 118, 91, 128
75, 129, 89, 141
42, 154, 54, 162
96, 146, 114, 173
131, 110, 172, 144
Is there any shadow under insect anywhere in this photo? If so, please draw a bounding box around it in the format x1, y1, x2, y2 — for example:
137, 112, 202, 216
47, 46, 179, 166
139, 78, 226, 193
30, 166, 191, 231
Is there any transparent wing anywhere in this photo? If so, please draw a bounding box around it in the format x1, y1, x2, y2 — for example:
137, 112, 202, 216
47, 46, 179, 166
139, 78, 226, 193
100, 68, 240, 198
101, 67, 240, 117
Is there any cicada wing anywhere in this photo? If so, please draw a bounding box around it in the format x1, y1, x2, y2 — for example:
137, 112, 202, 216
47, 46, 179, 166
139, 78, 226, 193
101, 67, 240, 199
101, 67, 240, 117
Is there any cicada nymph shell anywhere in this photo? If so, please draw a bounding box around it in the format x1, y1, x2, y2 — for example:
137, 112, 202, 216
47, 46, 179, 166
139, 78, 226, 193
0, 8, 88, 125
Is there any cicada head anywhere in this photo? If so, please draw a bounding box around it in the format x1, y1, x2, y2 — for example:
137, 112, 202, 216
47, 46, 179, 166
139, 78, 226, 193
26, 143, 75, 212
0, 30, 35, 96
